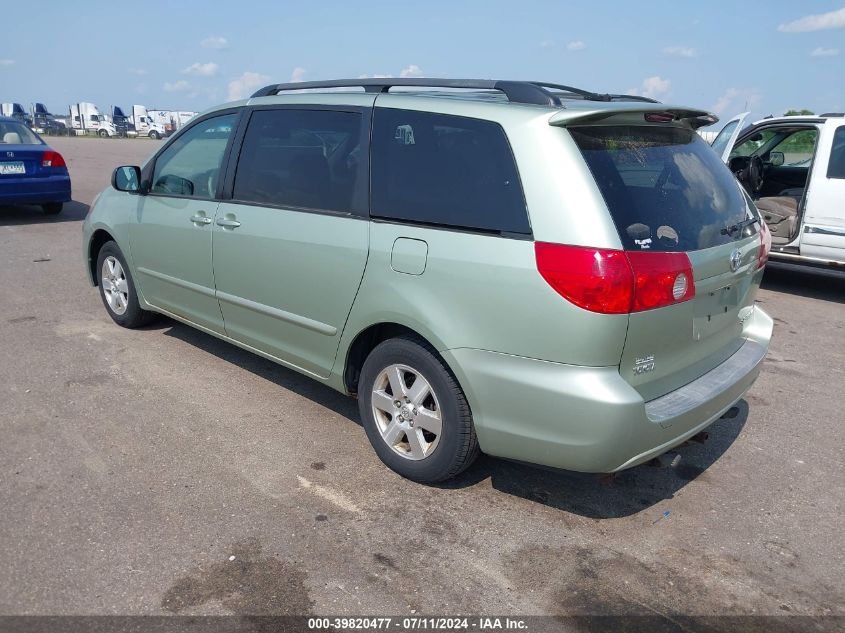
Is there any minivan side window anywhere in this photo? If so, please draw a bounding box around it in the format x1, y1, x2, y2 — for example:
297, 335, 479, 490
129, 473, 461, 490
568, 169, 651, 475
232, 109, 365, 214
151, 113, 237, 198
371, 109, 530, 235
827, 127, 845, 179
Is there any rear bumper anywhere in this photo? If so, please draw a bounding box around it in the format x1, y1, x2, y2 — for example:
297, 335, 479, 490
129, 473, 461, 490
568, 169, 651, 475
443, 306, 773, 473
0, 175, 71, 205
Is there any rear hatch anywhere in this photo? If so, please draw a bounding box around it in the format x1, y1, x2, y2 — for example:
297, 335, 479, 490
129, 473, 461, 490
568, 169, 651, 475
567, 120, 766, 401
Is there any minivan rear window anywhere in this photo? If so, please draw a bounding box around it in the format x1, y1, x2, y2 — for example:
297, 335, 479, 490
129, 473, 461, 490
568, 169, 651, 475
570, 125, 753, 252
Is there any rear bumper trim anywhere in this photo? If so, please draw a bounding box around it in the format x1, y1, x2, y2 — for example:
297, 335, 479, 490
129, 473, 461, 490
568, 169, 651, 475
645, 340, 767, 424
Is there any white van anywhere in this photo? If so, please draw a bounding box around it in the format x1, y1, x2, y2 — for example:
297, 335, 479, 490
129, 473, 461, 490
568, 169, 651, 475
712, 112, 845, 270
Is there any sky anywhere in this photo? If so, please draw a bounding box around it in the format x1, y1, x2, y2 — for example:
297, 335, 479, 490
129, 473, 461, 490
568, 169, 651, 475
1, 0, 843, 130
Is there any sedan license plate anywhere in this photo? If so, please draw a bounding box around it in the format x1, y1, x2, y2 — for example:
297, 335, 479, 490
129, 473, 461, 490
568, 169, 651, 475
0, 162, 25, 175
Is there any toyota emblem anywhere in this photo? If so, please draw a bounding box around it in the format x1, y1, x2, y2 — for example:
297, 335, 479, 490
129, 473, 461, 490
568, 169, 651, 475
730, 249, 742, 272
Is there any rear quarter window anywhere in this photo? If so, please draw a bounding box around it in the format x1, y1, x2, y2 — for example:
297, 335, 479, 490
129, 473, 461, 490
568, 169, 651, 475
570, 125, 754, 252
371, 108, 530, 235
827, 126, 845, 179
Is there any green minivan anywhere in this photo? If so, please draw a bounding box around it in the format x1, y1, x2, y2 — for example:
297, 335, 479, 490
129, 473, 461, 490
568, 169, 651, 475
82, 79, 773, 483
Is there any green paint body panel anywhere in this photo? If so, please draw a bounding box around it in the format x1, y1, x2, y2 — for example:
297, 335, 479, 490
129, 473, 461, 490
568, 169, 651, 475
82, 89, 774, 474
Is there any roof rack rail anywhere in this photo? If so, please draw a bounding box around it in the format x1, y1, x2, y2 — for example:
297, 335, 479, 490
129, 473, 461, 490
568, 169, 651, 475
249, 78, 661, 106
820, 112, 844, 117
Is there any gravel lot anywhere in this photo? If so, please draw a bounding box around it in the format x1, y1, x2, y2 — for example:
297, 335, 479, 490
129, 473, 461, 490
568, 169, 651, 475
1, 137, 842, 627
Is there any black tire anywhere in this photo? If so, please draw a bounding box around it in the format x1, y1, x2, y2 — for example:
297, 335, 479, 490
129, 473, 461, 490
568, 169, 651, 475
98, 129, 108, 138
358, 336, 479, 483
95, 241, 158, 328
42, 202, 63, 215
149, 131, 159, 140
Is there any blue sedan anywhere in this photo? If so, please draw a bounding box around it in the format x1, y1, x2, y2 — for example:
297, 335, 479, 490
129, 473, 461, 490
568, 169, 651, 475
0, 116, 71, 215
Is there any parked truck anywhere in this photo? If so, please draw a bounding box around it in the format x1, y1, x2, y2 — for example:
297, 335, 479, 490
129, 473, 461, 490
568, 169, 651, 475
130, 105, 167, 139
31, 103, 68, 136
108, 106, 138, 138
69, 102, 117, 137
1, 102, 31, 127
713, 111, 845, 269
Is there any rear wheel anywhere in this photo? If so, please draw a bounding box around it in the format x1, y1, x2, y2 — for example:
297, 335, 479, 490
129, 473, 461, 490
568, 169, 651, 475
42, 203, 63, 215
96, 241, 157, 328
358, 336, 479, 483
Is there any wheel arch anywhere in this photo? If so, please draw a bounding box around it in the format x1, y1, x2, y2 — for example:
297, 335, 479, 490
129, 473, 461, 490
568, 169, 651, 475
88, 228, 117, 286
342, 321, 457, 396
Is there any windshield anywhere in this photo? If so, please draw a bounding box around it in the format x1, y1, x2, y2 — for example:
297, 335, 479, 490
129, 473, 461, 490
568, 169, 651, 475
570, 125, 754, 252
0, 120, 42, 145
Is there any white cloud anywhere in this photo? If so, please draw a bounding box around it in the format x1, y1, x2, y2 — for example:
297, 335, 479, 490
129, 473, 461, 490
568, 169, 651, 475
0, 59, 14, 66
201, 35, 229, 49
663, 46, 697, 58
399, 64, 423, 78
128, 67, 148, 76
710, 87, 761, 115
290, 67, 307, 82
227, 71, 271, 100
779, 7, 845, 32
811, 46, 840, 57
629, 76, 671, 99
163, 80, 191, 93
182, 62, 219, 77
358, 73, 393, 79
539, 39, 555, 48
566, 40, 586, 51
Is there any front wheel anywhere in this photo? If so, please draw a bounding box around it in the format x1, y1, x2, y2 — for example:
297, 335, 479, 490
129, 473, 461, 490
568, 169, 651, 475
149, 131, 160, 140
98, 129, 108, 138
358, 336, 479, 483
96, 241, 158, 328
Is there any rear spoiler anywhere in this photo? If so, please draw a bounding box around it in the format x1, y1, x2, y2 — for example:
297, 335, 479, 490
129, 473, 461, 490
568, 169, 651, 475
549, 105, 718, 130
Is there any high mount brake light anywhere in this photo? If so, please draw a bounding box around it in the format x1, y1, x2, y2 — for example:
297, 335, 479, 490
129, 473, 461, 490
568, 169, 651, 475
535, 243, 696, 314
41, 150, 66, 168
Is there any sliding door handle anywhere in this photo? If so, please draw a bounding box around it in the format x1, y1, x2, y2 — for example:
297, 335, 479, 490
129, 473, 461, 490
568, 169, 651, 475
190, 214, 212, 225
216, 217, 241, 229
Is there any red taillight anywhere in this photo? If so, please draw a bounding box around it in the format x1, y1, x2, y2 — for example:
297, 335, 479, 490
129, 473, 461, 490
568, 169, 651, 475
41, 150, 66, 168
626, 251, 695, 311
757, 221, 771, 270
535, 243, 695, 314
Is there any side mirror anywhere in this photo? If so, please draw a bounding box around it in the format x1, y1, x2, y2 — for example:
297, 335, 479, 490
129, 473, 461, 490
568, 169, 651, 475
112, 165, 142, 192
769, 151, 785, 167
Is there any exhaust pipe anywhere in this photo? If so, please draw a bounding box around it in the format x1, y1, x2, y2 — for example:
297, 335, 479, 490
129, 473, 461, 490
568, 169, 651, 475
649, 451, 682, 469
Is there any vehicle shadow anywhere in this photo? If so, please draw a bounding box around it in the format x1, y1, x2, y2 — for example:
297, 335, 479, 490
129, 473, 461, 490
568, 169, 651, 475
0, 200, 89, 226
446, 402, 747, 518
160, 318, 747, 519
762, 262, 845, 304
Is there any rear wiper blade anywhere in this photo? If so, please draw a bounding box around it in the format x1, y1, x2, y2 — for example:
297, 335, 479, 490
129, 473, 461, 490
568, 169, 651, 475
720, 216, 759, 236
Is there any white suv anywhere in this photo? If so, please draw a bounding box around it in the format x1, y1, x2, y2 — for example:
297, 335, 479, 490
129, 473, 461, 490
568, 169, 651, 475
711, 112, 845, 270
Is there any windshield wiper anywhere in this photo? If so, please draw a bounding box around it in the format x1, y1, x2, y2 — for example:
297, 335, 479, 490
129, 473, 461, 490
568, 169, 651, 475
720, 216, 759, 236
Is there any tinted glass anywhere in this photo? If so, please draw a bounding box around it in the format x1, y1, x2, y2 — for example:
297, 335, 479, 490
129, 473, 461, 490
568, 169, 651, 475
827, 126, 845, 179
151, 113, 237, 198
233, 109, 363, 213
571, 125, 754, 252
371, 108, 529, 234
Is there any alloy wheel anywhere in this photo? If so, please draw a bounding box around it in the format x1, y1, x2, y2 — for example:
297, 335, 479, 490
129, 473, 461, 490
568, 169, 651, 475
371, 363, 442, 460
101, 256, 129, 315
